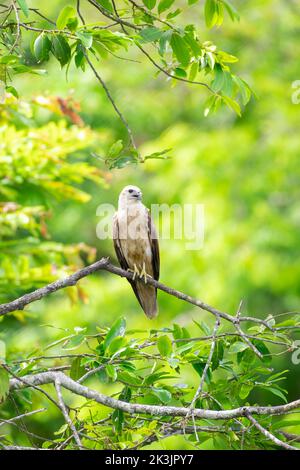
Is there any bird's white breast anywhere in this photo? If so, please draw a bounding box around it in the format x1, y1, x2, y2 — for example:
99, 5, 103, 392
116, 202, 153, 273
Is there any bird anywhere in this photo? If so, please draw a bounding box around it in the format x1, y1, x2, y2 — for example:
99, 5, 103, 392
113, 185, 160, 318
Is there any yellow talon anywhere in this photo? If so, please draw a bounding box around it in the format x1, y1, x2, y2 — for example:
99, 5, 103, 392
128, 264, 140, 281
139, 262, 148, 284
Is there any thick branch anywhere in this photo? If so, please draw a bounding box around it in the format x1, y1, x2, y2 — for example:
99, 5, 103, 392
0, 257, 273, 333
9, 371, 300, 423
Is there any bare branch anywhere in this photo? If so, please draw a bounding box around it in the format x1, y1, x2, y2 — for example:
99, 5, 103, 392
8, 371, 300, 422
54, 379, 83, 449
83, 52, 137, 150
0, 408, 46, 428
0, 257, 282, 335
245, 412, 299, 451
189, 316, 221, 409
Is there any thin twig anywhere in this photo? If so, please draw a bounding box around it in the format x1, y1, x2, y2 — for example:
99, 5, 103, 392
76, 0, 85, 25
0, 408, 46, 428
83, 52, 137, 150
189, 315, 221, 409
245, 411, 299, 451
54, 379, 83, 449
9, 0, 20, 53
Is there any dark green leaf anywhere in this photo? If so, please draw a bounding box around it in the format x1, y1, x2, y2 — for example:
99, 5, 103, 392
170, 33, 190, 66
97, 0, 114, 13
142, 0, 156, 9
158, 0, 175, 14
34, 33, 51, 62
51, 35, 71, 67
0, 368, 9, 403
70, 357, 85, 380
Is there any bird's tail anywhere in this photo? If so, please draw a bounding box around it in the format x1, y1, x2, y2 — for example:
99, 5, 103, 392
133, 283, 158, 319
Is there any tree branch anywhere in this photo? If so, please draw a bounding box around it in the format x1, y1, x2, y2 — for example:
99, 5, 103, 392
245, 411, 299, 451
0, 257, 275, 332
8, 371, 300, 424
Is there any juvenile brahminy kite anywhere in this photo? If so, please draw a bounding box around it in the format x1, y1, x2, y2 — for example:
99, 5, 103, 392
113, 185, 160, 318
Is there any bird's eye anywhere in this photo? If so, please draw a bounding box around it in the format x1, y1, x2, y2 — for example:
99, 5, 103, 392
128, 189, 133, 193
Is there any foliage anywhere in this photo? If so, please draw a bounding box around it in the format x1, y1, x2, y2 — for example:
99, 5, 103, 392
1, 315, 300, 449
0, 95, 102, 301
0, 0, 253, 162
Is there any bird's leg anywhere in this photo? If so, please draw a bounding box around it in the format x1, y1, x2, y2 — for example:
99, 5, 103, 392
128, 264, 140, 281
139, 261, 148, 284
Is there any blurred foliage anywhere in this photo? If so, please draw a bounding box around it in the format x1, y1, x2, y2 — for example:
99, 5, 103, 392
0, 0, 300, 451
0, 94, 103, 301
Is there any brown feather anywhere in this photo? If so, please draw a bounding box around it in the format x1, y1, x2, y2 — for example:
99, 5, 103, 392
113, 211, 160, 318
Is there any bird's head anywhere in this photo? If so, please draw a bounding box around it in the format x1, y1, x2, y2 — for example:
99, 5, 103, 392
119, 185, 143, 204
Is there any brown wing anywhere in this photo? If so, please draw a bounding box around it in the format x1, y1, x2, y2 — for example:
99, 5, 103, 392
147, 210, 160, 281
112, 213, 145, 311
112, 213, 129, 271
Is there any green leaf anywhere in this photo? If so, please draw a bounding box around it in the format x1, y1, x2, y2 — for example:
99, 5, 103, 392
205, 0, 217, 28
108, 139, 123, 158
223, 0, 240, 21
157, 335, 173, 357
222, 95, 241, 116
51, 35, 71, 67
212, 64, 225, 92
70, 357, 85, 381
189, 61, 199, 81
192, 362, 211, 383
97, 0, 114, 13
174, 67, 187, 78
172, 323, 183, 340
106, 364, 117, 381
56, 5, 76, 30
118, 370, 141, 386
76, 31, 93, 49
229, 341, 248, 353
0, 341, 6, 361
142, 0, 156, 9
103, 317, 126, 351
0, 368, 9, 403
252, 339, 272, 364
16, 0, 29, 17
158, 0, 175, 14
106, 336, 128, 356
232, 75, 252, 105
166, 8, 181, 19
34, 33, 52, 62
151, 387, 172, 404
62, 334, 85, 350
239, 383, 253, 400
260, 386, 288, 403
170, 33, 191, 66
273, 419, 300, 431
140, 27, 163, 43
